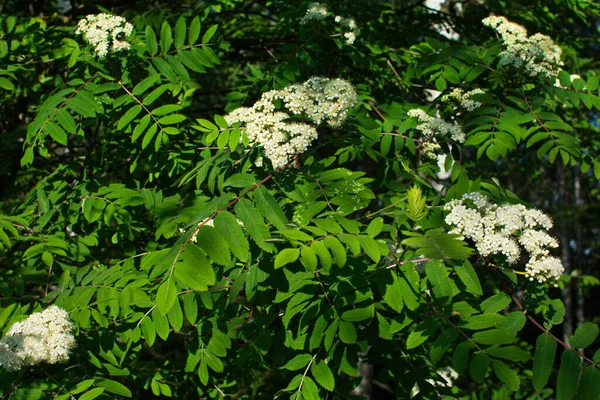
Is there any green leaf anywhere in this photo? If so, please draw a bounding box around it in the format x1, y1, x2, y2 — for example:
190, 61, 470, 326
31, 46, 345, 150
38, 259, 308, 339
189, 16, 201, 45
302, 377, 320, 400
557, 350, 581, 400
454, 261, 483, 296
174, 244, 215, 291
0, 77, 14, 91
254, 186, 288, 230
470, 353, 490, 382
579, 366, 600, 400
341, 305, 374, 322
460, 314, 505, 330
435, 76, 447, 92
223, 173, 256, 188
152, 104, 183, 116
430, 328, 458, 365
425, 260, 452, 302
384, 274, 404, 313
118, 105, 142, 130
214, 211, 249, 262
481, 292, 511, 314
194, 226, 231, 266
358, 235, 381, 263
145, 26, 158, 56
160, 21, 173, 53
532, 333, 557, 393
300, 246, 318, 271
140, 315, 156, 346
83, 197, 105, 223
402, 230, 472, 260
156, 279, 177, 314
79, 388, 105, 400
544, 298, 566, 325
339, 321, 357, 343
366, 217, 383, 238
491, 359, 520, 392
95, 379, 132, 398
568, 322, 599, 349
46, 122, 68, 145
486, 346, 530, 362
279, 230, 313, 242
132, 74, 159, 96
281, 354, 312, 371
202, 25, 218, 44
158, 114, 186, 125
234, 199, 275, 252
472, 329, 516, 345
174, 17, 187, 49
323, 236, 346, 267
310, 359, 335, 391
311, 241, 332, 272
151, 307, 169, 340
407, 319, 439, 349
56, 108, 77, 134
453, 341, 475, 373
274, 248, 300, 269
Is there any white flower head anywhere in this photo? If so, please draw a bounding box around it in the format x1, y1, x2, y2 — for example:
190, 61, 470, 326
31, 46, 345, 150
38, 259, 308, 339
300, 3, 328, 24
76, 13, 133, 58
482, 15, 562, 79
225, 77, 357, 168
445, 193, 563, 283
0, 306, 76, 371
442, 88, 485, 111
408, 108, 465, 143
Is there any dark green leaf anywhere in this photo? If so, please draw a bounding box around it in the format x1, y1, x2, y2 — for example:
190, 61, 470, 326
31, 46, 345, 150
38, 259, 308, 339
556, 350, 581, 400
532, 333, 557, 393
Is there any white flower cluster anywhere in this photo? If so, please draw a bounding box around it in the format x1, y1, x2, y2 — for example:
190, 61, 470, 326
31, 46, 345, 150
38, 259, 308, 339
407, 108, 465, 143
482, 16, 562, 79
442, 88, 485, 111
76, 13, 133, 58
0, 306, 75, 371
225, 77, 357, 168
334, 15, 357, 44
298, 3, 357, 44
300, 3, 328, 24
445, 192, 564, 283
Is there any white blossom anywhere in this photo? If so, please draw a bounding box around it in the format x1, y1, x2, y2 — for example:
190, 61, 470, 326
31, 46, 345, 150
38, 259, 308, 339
445, 192, 563, 283
300, 3, 328, 24
225, 77, 357, 168
408, 108, 465, 143
482, 16, 562, 79
0, 306, 75, 371
76, 13, 133, 58
442, 88, 485, 111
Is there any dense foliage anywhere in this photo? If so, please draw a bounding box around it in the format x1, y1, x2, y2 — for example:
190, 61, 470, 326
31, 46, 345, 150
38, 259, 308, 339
1, 0, 600, 398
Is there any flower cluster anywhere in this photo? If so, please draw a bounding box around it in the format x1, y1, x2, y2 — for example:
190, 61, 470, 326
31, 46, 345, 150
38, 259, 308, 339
442, 88, 485, 111
300, 3, 328, 24
299, 3, 358, 44
407, 108, 465, 143
445, 192, 563, 283
225, 77, 357, 168
334, 15, 357, 44
0, 306, 76, 371
482, 16, 562, 79
76, 13, 133, 58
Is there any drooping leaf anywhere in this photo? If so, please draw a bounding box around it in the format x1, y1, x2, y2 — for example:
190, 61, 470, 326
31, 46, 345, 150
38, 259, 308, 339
310, 359, 335, 391
532, 333, 557, 393
556, 350, 581, 400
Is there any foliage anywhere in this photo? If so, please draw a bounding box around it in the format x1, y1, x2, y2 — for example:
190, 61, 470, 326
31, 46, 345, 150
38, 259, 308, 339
0, 0, 600, 399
